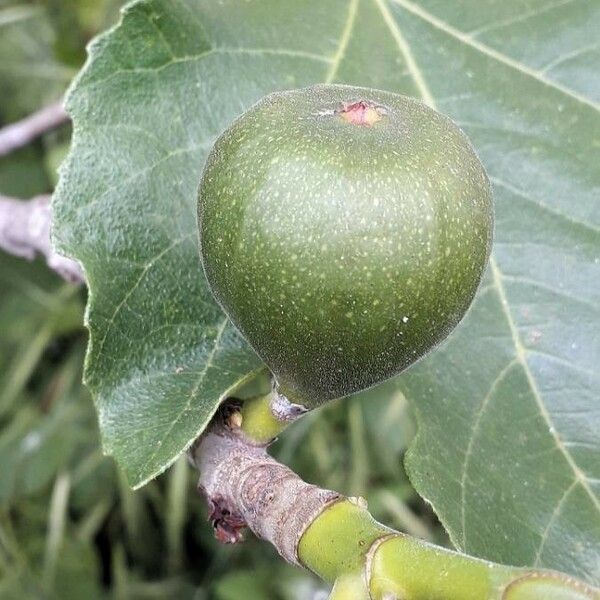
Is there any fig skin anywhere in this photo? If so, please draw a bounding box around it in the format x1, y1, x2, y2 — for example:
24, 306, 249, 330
198, 84, 493, 408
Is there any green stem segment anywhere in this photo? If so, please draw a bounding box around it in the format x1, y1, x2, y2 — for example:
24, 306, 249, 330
240, 392, 289, 443
299, 500, 599, 600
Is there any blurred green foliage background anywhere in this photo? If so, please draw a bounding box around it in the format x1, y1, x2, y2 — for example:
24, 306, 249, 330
0, 1, 445, 597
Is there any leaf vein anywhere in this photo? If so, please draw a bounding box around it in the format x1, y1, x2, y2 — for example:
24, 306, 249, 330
75, 144, 204, 217
490, 176, 600, 236
526, 348, 597, 380
93, 234, 193, 364
466, 0, 576, 38
459, 357, 519, 548
491, 258, 600, 512
533, 479, 579, 566
389, 0, 600, 112
325, 0, 360, 83
82, 46, 332, 91
502, 274, 599, 314
372, 0, 435, 106
136, 317, 229, 477
540, 40, 600, 74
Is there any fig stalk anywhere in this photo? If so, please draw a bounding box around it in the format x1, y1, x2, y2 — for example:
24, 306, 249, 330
240, 389, 308, 444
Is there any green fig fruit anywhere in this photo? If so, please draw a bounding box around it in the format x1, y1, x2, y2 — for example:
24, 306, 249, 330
198, 84, 493, 409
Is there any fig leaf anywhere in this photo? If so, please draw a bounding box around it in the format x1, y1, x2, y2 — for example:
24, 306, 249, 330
53, 0, 600, 583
